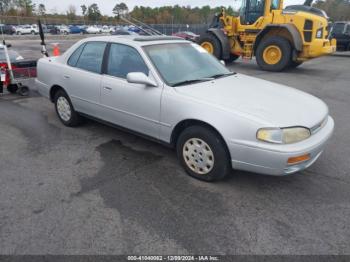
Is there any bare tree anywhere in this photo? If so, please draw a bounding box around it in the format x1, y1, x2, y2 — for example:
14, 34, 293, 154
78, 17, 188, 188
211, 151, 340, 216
38, 3, 46, 16
67, 5, 77, 22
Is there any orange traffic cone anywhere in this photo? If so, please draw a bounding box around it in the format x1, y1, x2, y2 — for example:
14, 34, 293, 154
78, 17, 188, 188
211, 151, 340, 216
52, 43, 60, 56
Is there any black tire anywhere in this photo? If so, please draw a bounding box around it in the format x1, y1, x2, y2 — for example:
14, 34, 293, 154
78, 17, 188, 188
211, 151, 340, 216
198, 33, 222, 59
256, 36, 292, 72
18, 86, 29, 96
176, 125, 231, 182
224, 54, 240, 64
7, 84, 18, 94
289, 60, 303, 68
54, 90, 82, 127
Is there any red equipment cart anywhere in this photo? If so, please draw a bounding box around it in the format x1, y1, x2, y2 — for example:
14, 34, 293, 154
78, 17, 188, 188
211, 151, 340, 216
0, 44, 37, 96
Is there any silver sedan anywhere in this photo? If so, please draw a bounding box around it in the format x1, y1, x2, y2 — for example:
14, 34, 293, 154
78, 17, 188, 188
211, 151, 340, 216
36, 36, 334, 181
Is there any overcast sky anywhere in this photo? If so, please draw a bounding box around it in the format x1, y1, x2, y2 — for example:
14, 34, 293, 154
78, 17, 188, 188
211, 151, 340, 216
34, 0, 304, 15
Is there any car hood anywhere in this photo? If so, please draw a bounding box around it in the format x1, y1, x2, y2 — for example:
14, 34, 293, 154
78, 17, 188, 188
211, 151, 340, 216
174, 73, 328, 128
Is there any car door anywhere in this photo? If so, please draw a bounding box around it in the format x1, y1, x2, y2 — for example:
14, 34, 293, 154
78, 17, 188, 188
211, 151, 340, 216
63, 41, 107, 118
100, 43, 162, 139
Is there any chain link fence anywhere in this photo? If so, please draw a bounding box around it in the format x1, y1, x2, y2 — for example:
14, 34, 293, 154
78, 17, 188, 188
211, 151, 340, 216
1, 15, 209, 37
149, 24, 209, 35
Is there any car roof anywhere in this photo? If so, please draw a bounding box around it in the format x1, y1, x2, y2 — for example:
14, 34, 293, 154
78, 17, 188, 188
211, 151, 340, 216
80, 35, 188, 47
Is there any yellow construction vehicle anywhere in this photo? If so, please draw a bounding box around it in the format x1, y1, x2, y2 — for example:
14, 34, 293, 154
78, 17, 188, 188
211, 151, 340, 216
198, 0, 337, 71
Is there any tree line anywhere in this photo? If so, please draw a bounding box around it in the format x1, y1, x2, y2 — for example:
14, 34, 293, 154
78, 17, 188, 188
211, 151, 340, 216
0, 1, 237, 24
314, 0, 350, 20
0, 0, 348, 25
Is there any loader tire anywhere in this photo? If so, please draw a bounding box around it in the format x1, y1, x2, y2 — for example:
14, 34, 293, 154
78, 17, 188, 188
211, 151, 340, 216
198, 33, 222, 60
289, 61, 303, 68
224, 54, 240, 64
256, 36, 292, 72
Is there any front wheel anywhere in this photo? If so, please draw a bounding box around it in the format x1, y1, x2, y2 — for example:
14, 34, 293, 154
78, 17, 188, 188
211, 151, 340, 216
176, 126, 231, 182
54, 90, 82, 127
198, 33, 222, 60
256, 36, 292, 72
289, 60, 303, 68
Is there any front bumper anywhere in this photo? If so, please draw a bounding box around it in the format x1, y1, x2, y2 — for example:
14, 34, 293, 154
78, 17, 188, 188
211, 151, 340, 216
299, 39, 337, 60
228, 116, 334, 176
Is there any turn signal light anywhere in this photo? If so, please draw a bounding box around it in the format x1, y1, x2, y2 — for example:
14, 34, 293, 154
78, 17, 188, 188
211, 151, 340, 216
287, 154, 311, 165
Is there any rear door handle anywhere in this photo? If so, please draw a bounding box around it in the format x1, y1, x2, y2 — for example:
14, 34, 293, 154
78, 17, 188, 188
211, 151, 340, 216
63, 75, 70, 79
103, 86, 112, 91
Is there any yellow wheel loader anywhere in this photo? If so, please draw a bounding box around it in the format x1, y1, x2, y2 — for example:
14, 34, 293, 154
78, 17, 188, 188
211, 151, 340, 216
198, 0, 337, 71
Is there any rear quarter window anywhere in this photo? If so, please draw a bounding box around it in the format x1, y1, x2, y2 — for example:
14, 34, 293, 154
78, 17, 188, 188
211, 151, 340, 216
67, 43, 85, 67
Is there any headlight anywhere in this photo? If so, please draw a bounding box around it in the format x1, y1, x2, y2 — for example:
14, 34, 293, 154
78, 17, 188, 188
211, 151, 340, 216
316, 28, 323, 38
257, 127, 311, 144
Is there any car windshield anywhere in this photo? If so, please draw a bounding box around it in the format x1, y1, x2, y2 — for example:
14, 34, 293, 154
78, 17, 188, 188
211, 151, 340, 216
143, 43, 232, 86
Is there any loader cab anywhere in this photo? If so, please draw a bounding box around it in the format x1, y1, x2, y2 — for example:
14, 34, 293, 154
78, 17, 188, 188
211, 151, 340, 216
239, 0, 282, 25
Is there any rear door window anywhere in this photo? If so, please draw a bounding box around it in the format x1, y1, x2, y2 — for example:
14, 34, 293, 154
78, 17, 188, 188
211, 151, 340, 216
75, 42, 107, 74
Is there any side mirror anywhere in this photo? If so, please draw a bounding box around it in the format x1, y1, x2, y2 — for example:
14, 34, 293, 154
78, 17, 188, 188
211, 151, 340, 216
127, 72, 157, 87
6, 44, 11, 48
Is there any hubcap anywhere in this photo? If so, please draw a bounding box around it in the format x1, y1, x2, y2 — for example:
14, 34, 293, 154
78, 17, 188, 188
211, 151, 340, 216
201, 41, 214, 54
263, 45, 282, 65
183, 138, 215, 175
56, 96, 72, 122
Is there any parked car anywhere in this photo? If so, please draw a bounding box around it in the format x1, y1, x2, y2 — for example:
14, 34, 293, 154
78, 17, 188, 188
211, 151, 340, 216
36, 36, 334, 181
16, 24, 38, 35
49, 26, 61, 35
330, 21, 350, 51
59, 25, 70, 35
111, 29, 138, 36
0, 24, 16, 35
101, 25, 114, 34
85, 26, 101, 34
172, 31, 200, 42
69, 25, 83, 34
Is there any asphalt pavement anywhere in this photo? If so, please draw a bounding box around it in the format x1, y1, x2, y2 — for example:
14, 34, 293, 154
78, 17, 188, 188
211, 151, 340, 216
0, 38, 350, 255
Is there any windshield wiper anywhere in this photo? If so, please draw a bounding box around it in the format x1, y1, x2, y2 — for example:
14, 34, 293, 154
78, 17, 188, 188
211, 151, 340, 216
209, 72, 237, 79
171, 78, 214, 87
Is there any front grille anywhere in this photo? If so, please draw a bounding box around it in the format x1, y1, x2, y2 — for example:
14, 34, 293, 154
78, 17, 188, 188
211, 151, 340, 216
304, 31, 312, 42
304, 20, 313, 30
303, 20, 314, 42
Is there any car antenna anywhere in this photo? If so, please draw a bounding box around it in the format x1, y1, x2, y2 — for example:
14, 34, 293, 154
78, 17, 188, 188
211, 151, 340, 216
38, 19, 49, 57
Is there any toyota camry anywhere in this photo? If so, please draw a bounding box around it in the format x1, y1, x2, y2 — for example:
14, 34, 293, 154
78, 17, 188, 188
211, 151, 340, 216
35, 36, 334, 181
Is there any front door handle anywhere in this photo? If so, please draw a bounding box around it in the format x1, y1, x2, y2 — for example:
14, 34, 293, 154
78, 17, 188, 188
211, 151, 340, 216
103, 86, 112, 91
63, 75, 70, 79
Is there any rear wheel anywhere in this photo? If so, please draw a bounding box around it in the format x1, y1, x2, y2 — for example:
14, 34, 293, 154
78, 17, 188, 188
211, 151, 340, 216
54, 90, 82, 127
176, 126, 231, 182
198, 33, 222, 60
256, 36, 292, 72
